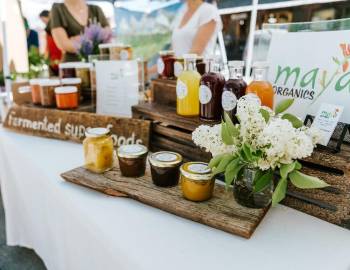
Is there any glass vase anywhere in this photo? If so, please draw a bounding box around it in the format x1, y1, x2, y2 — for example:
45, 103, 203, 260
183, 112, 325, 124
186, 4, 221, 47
233, 167, 273, 209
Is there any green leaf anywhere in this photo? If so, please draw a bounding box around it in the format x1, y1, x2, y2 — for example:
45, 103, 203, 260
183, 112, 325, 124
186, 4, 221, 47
275, 99, 294, 114
280, 162, 297, 179
294, 161, 302, 170
332, 56, 340, 65
221, 122, 234, 145
253, 170, 273, 193
282, 113, 303, 128
289, 171, 330, 189
272, 177, 287, 206
242, 144, 253, 162
212, 154, 233, 175
224, 112, 239, 137
260, 109, 270, 123
208, 154, 225, 169
224, 158, 242, 186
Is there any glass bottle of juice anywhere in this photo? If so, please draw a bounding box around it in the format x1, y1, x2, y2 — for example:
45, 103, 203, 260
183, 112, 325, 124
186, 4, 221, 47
222, 61, 247, 122
176, 54, 201, 116
246, 62, 274, 109
199, 58, 225, 121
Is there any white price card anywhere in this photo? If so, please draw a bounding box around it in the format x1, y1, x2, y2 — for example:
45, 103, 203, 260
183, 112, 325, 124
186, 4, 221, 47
95, 60, 139, 117
311, 103, 344, 146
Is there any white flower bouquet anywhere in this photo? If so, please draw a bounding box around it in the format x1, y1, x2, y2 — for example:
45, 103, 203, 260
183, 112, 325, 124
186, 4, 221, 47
192, 95, 329, 206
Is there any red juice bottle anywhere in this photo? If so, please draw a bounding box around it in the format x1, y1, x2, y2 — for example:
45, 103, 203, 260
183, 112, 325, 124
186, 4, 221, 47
199, 58, 226, 121
222, 61, 247, 122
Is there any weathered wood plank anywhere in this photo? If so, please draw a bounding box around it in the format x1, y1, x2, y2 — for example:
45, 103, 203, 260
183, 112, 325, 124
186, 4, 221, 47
61, 165, 269, 239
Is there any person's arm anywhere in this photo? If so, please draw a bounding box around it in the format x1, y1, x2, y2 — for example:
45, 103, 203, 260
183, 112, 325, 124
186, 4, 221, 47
51, 27, 78, 53
189, 20, 216, 56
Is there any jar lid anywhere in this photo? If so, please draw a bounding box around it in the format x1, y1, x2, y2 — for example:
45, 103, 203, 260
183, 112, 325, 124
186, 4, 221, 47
149, 151, 183, 168
18, 86, 31, 94
61, 78, 82, 85
228, 60, 244, 67
180, 162, 213, 181
117, 144, 148, 159
55, 86, 78, 94
159, 50, 174, 56
38, 79, 61, 86
85, 127, 110, 138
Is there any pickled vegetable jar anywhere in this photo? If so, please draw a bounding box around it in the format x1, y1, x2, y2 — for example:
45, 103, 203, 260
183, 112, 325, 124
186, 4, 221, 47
83, 128, 114, 173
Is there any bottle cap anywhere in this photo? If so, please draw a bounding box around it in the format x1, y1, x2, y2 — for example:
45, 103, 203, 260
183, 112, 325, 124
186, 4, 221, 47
228, 60, 245, 67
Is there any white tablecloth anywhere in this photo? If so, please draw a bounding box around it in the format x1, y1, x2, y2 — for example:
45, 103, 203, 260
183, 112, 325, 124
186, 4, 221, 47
0, 127, 349, 270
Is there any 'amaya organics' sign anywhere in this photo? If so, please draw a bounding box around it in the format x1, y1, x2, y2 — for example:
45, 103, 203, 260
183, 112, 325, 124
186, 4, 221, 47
267, 30, 350, 124
4, 106, 150, 147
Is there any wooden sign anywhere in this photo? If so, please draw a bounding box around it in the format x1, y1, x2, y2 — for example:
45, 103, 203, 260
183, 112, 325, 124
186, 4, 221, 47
61, 165, 268, 239
3, 105, 151, 147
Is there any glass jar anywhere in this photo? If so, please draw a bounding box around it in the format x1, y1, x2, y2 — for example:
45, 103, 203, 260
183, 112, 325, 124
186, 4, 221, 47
39, 79, 60, 107
149, 151, 183, 187
74, 62, 92, 91
196, 57, 206, 76
98, 43, 110, 56
83, 128, 114, 173
233, 167, 273, 209
176, 54, 201, 116
199, 58, 226, 121
157, 50, 175, 78
106, 44, 133, 60
55, 86, 79, 110
222, 61, 247, 122
180, 162, 214, 202
246, 61, 274, 109
29, 79, 41, 105
59, 62, 76, 79
61, 77, 82, 101
117, 144, 148, 177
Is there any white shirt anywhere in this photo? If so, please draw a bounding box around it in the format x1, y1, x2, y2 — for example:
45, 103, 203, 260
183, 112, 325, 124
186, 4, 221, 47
171, 2, 223, 58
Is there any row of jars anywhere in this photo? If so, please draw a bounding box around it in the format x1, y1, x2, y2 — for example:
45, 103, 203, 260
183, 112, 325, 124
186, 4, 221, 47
28, 78, 81, 109
98, 43, 133, 61
83, 128, 215, 202
174, 54, 274, 121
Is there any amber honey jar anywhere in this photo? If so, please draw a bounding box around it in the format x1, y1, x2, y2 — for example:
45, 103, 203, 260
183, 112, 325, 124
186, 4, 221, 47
100, 43, 133, 60
180, 162, 214, 202
55, 86, 79, 110
39, 79, 60, 107
29, 79, 41, 105
74, 62, 92, 90
149, 151, 183, 187
83, 128, 114, 173
117, 144, 148, 177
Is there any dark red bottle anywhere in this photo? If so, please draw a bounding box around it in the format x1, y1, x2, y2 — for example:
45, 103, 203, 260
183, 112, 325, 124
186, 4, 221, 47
199, 59, 225, 121
222, 61, 247, 122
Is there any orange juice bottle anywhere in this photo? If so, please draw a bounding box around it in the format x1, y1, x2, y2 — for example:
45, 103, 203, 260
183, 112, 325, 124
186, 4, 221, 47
246, 62, 274, 109
176, 54, 201, 116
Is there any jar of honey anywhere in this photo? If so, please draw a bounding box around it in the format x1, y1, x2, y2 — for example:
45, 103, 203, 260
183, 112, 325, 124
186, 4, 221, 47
103, 43, 133, 60
117, 144, 148, 177
157, 50, 175, 79
29, 79, 41, 105
74, 62, 92, 91
59, 62, 76, 79
180, 162, 214, 202
149, 151, 183, 187
55, 86, 79, 110
61, 77, 82, 101
39, 79, 60, 107
83, 128, 114, 173
98, 43, 110, 56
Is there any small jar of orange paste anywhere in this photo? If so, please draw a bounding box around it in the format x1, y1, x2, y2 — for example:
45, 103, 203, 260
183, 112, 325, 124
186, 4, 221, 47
54, 86, 79, 110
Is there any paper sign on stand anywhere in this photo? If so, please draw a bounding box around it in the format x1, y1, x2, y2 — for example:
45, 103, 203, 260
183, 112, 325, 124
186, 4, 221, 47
266, 30, 350, 124
95, 60, 139, 117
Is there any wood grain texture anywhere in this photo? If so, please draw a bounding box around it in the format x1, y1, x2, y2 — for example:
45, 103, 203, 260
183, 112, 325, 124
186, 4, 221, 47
152, 78, 176, 107
61, 165, 268, 239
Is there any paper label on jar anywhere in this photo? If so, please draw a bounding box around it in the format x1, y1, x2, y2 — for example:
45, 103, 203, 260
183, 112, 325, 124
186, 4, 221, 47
120, 49, 129, 60
222, 91, 237, 111
122, 144, 143, 153
157, 58, 165, 74
176, 80, 188, 99
174, 61, 184, 77
156, 153, 177, 162
245, 93, 261, 106
188, 163, 211, 174
199, 85, 212, 105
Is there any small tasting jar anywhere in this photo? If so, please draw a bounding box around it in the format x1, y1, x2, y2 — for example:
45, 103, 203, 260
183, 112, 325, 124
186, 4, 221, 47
117, 144, 148, 177
158, 50, 175, 78
55, 86, 79, 110
74, 62, 92, 90
59, 62, 76, 79
149, 151, 183, 187
98, 43, 110, 57
39, 79, 60, 107
29, 79, 41, 105
180, 162, 214, 202
61, 77, 82, 100
106, 44, 133, 60
83, 128, 114, 173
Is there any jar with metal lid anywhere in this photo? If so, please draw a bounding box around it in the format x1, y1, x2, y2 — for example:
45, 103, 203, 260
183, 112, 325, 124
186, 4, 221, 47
61, 77, 82, 100
59, 62, 77, 79
117, 144, 148, 177
83, 128, 114, 173
39, 79, 61, 107
180, 162, 214, 202
55, 86, 79, 110
74, 62, 92, 91
149, 151, 183, 187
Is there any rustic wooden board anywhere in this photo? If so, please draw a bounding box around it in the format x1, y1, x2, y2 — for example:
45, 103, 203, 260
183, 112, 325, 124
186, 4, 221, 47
4, 105, 151, 147
61, 165, 268, 239
151, 78, 176, 107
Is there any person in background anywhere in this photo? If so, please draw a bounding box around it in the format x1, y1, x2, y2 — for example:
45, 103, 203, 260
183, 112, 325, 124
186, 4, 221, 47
39, 10, 62, 75
50, 0, 109, 62
24, 18, 39, 51
171, 0, 222, 57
